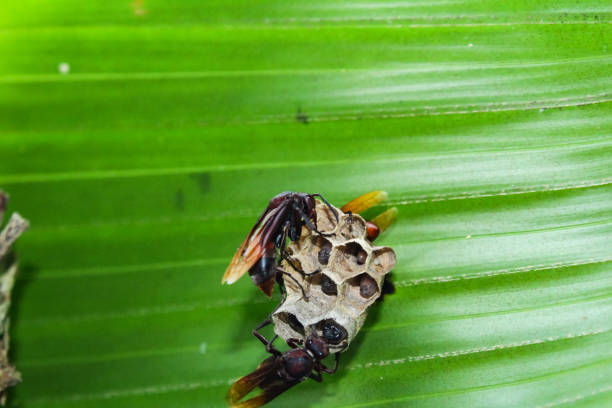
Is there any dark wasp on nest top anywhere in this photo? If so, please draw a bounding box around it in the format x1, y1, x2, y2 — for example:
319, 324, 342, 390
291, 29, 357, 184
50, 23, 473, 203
222, 192, 339, 298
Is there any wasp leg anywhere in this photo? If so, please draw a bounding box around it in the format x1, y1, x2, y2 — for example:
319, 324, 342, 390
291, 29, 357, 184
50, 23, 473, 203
264, 335, 281, 355
310, 193, 339, 223
280, 252, 319, 278
293, 202, 334, 237
286, 338, 304, 349
308, 371, 323, 382
320, 353, 341, 374
280, 252, 301, 273
253, 319, 274, 347
254, 322, 281, 356
252, 291, 286, 353
278, 269, 309, 301
346, 210, 353, 224
276, 223, 314, 296
277, 220, 317, 278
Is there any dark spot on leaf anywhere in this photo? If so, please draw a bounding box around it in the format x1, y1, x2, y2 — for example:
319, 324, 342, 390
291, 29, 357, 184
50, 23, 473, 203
189, 172, 211, 194
296, 107, 309, 124
175, 189, 185, 211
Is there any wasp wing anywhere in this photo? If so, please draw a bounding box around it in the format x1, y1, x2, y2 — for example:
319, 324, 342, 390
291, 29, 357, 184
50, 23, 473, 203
231, 377, 300, 408
370, 206, 398, 233
341, 190, 388, 214
222, 202, 290, 285
222, 208, 274, 284
227, 356, 277, 407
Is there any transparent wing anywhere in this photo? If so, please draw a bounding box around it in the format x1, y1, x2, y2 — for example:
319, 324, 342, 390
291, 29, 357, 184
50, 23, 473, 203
341, 190, 388, 214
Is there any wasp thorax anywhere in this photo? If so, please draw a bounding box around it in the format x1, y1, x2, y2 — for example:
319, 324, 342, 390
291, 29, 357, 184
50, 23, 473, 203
273, 201, 396, 352
306, 335, 329, 359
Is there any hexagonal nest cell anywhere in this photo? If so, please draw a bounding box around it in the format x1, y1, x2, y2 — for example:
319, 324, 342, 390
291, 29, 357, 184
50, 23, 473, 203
274, 312, 305, 337
275, 200, 396, 350
371, 247, 396, 276
342, 272, 381, 313
309, 272, 339, 297
333, 241, 369, 277
336, 215, 366, 240
314, 319, 348, 347
314, 202, 340, 234
283, 234, 333, 277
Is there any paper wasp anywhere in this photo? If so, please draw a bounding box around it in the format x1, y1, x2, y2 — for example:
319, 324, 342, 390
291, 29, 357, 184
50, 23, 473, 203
227, 327, 344, 408
222, 191, 392, 297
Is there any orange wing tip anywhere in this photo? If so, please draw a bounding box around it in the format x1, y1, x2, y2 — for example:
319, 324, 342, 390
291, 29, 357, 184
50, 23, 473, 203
226, 386, 238, 406
371, 207, 398, 233
222, 263, 242, 284
226, 376, 250, 406
341, 190, 388, 214
222, 274, 238, 285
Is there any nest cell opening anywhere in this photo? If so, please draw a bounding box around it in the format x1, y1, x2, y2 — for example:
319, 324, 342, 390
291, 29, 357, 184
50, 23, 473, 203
288, 234, 333, 276
343, 272, 380, 312
315, 319, 348, 345
276, 312, 306, 336
280, 257, 310, 295
337, 215, 366, 240
315, 203, 339, 234
371, 247, 396, 275
335, 241, 369, 275
309, 272, 338, 297
358, 273, 379, 298
312, 235, 333, 267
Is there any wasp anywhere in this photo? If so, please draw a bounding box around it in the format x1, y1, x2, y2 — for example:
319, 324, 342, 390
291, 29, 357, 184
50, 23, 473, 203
222, 191, 391, 297
221, 192, 340, 297
227, 329, 342, 408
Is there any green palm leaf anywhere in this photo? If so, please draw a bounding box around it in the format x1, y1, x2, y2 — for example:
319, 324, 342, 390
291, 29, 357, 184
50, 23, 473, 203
1, 1, 610, 407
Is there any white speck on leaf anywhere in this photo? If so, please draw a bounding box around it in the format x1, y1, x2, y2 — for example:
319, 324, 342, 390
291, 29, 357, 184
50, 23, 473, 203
58, 62, 70, 75
200, 342, 207, 354
468, 43, 474, 48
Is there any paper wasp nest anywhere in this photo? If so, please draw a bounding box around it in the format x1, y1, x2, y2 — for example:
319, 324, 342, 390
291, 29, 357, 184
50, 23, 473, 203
273, 201, 396, 353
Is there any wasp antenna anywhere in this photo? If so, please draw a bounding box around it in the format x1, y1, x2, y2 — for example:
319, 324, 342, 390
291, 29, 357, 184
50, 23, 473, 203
370, 207, 398, 233
341, 191, 388, 214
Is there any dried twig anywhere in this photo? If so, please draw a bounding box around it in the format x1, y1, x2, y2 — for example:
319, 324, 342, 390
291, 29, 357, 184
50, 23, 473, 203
0, 190, 29, 404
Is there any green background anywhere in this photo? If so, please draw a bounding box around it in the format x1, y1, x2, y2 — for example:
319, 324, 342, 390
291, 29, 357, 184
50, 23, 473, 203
1, 1, 611, 407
